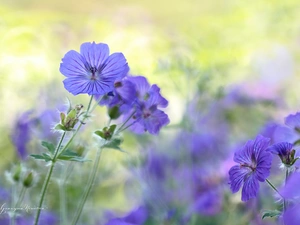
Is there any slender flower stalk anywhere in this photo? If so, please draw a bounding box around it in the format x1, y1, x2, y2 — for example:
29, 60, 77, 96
283, 168, 290, 212
34, 96, 94, 225
116, 110, 136, 134
71, 147, 103, 225
34, 131, 66, 225
265, 179, 282, 198
10, 184, 16, 225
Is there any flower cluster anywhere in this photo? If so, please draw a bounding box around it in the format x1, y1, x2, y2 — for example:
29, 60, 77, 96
60, 42, 169, 135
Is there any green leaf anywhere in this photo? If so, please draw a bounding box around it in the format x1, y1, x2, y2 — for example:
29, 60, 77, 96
103, 136, 124, 151
108, 124, 117, 133
57, 150, 90, 162
30, 154, 52, 162
41, 141, 55, 154
94, 130, 105, 139
262, 210, 281, 220
54, 124, 67, 131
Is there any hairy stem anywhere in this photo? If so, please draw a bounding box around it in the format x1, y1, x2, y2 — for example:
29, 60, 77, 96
71, 147, 103, 225
34, 131, 66, 225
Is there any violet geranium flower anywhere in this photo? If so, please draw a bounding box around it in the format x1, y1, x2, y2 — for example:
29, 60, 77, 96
60, 42, 129, 95
126, 76, 170, 135
267, 142, 298, 167
229, 135, 272, 201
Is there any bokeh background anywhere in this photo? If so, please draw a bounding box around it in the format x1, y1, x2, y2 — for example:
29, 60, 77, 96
1, 0, 300, 224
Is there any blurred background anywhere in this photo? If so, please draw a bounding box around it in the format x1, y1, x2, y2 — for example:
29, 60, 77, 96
1, 0, 300, 224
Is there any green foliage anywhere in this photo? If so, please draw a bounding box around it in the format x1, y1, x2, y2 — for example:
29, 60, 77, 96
262, 210, 281, 220
57, 149, 90, 162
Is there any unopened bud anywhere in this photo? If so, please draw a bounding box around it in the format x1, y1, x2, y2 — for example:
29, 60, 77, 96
23, 172, 34, 188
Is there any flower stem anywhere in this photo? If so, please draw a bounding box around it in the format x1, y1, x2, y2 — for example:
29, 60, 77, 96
265, 179, 283, 198
10, 184, 16, 225
71, 147, 103, 225
15, 186, 26, 208
283, 168, 290, 211
34, 131, 66, 225
116, 110, 136, 134
34, 95, 95, 225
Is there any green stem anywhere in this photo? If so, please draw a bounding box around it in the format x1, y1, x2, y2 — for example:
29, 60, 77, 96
15, 186, 26, 208
116, 110, 136, 134
34, 95, 95, 225
283, 168, 290, 211
71, 147, 103, 225
34, 131, 66, 225
265, 179, 283, 198
10, 184, 16, 225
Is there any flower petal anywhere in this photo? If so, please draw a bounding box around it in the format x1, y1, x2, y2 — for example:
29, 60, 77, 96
241, 174, 259, 201
63, 78, 106, 95
101, 53, 129, 81
80, 42, 109, 69
60, 50, 88, 77
228, 165, 250, 193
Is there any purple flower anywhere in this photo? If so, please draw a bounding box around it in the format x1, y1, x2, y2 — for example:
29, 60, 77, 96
125, 76, 170, 135
96, 77, 136, 114
105, 206, 148, 225
283, 204, 300, 225
280, 172, 300, 199
229, 135, 272, 201
267, 142, 296, 166
11, 111, 33, 159
60, 42, 129, 95
285, 112, 300, 131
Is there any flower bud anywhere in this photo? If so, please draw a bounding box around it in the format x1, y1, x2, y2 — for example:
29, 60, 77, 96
23, 172, 34, 188
12, 164, 22, 182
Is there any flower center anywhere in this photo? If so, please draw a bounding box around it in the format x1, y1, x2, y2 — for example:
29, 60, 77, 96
90, 67, 98, 80
240, 163, 256, 171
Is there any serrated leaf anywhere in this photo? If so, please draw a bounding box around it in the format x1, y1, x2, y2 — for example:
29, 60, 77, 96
42, 153, 52, 162
262, 210, 281, 220
30, 154, 53, 162
41, 141, 55, 154
57, 150, 90, 162
103, 136, 124, 151
30, 154, 46, 160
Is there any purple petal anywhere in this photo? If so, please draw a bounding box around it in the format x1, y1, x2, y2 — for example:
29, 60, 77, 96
143, 109, 170, 135
128, 76, 150, 99
285, 112, 300, 129
266, 142, 293, 155
228, 165, 250, 193
59, 50, 88, 77
280, 172, 300, 199
80, 42, 109, 69
241, 175, 259, 201
148, 85, 168, 108
283, 203, 300, 225
63, 78, 109, 95
101, 53, 129, 81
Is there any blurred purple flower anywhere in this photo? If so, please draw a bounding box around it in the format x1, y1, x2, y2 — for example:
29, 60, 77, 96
96, 77, 136, 114
125, 76, 169, 135
11, 111, 33, 159
192, 189, 222, 215
280, 172, 300, 199
285, 112, 300, 131
60, 42, 129, 95
14, 211, 58, 225
229, 135, 272, 201
267, 142, 295, 166
283, 203, 300, 225
105, 206, 148, 225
